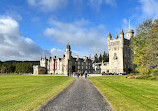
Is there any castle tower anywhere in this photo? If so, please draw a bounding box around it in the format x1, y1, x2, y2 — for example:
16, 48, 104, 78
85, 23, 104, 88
64, 43, 72, 76
65, 42, 72, 60
126, 18, 134, 40
40, 56, 47, 68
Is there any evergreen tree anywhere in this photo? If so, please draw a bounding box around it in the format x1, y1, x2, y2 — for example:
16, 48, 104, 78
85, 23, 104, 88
102, 51, 106, 62
99, 54, 102, 62
103, 51, 109, 62
94, 53, 99, 63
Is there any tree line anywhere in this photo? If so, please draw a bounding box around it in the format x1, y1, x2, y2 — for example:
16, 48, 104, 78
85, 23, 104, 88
0, 61, 39, 74
131, 19, 158, 79
94, 51, 109, 63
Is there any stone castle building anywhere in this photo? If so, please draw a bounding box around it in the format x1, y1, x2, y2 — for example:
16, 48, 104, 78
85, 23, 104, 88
33, 25, 134, 75
33, 43, 93, 76
101, 28, 134, 74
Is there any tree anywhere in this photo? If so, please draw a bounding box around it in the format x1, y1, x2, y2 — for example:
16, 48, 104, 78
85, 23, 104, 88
99, 54, 102, 62
94, 53, 99, 63
102, 51, 109, 62
131, 19, 152, 75
146, 19, 158, 69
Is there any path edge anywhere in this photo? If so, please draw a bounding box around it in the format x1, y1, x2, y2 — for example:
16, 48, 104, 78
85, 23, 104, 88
88, 78, 114, 111
37, 78, 76, 111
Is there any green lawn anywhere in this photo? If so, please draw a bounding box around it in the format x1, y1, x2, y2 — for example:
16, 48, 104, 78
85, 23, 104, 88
89, 76, 158, 111
0, 75, 74, 111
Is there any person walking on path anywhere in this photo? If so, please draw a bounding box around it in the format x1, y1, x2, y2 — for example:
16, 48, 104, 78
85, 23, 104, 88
77, 73, 79, 78
85, 72, 87, 79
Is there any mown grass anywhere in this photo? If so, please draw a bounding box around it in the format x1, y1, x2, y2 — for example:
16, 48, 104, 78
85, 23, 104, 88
0, 75, 74, 111
89, 76, 158, 111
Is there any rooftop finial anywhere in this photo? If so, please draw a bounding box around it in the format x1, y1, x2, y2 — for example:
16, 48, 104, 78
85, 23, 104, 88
129, 17, 130, 30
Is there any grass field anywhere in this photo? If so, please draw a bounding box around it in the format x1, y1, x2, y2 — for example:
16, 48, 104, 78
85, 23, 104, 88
89, 76, 158, 111
0, 75, 74, 111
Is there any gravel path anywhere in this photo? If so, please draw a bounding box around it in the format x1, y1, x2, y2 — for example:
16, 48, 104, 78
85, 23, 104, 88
38, 77, 113, 111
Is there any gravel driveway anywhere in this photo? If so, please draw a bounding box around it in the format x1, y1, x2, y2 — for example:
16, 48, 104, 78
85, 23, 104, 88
38, 77, 113, 111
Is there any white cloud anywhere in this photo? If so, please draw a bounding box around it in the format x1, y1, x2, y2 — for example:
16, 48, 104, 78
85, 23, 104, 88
105, 0, 116, 6
88, 0, 116, 10
50, 48, 64, 58
27, 0, 116, 12
139, 0, 158, 18
44, 19, 108, 56
0, 16, 52, 61
27, 0, 67, 12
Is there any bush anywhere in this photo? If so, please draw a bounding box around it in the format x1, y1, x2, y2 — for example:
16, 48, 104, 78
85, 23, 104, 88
136, 75, 151, 80
150, 69, 158, 77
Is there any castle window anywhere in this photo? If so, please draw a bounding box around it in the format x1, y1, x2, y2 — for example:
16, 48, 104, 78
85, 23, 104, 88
113, 53, 118, 60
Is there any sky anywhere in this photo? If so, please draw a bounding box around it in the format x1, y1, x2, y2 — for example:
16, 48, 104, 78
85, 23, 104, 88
0, 0, 158, 61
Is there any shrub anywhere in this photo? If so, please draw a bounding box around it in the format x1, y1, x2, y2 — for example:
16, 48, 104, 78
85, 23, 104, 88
136, 75, 151, 80
150, 69, 158, 77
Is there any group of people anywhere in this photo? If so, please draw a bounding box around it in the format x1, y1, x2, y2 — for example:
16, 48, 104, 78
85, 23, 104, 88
73, 72, 88, 79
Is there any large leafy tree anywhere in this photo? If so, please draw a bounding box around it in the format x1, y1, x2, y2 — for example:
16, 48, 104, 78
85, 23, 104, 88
146, 19, 158, 69
131, 19, 152, 74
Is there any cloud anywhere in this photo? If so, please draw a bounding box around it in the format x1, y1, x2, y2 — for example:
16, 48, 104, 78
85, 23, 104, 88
88, 0, 116, 10
139, 0, 158, 18
27, 0, 67, 12
44, 19, 108, 56
27, 0, 116, 12
50, 48, 64, 58
0, 16, 57, 61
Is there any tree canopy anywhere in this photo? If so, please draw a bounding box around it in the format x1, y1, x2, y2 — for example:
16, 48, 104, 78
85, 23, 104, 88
131, 19, 158, 76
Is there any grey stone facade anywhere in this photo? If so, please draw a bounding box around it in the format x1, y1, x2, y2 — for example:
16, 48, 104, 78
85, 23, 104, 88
33, 43, 93, 76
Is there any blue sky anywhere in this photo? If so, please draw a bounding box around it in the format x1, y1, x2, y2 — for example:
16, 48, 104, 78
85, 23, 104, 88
0, 0, 158, 61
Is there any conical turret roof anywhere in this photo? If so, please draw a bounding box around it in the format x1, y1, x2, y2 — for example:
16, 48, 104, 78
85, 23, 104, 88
107, 31, 112, 38
66, 42, 71, 49
120, 28, 124, 34
115, 34, 118, 39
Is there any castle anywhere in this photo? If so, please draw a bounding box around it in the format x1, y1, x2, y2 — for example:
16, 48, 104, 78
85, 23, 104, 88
33, 26, 134, 75
33, 43, 93, 76
101, 28, 134, 74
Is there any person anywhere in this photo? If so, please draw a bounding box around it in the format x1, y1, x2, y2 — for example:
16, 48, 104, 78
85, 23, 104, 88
77, 73, 79, 78
85, 72, 87, 79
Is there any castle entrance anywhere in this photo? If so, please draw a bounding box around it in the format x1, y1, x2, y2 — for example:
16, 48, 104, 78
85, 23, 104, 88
72, 66, 75, 72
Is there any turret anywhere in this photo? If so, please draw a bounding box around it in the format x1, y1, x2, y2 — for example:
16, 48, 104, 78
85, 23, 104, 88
107, 31, 112, 40
66, 42, 71, 51
126, 18, 134, 40
126, 29, 134, 40
65, 42, 72, 60
115, 34, 119, 39
119, 28, 124, 38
